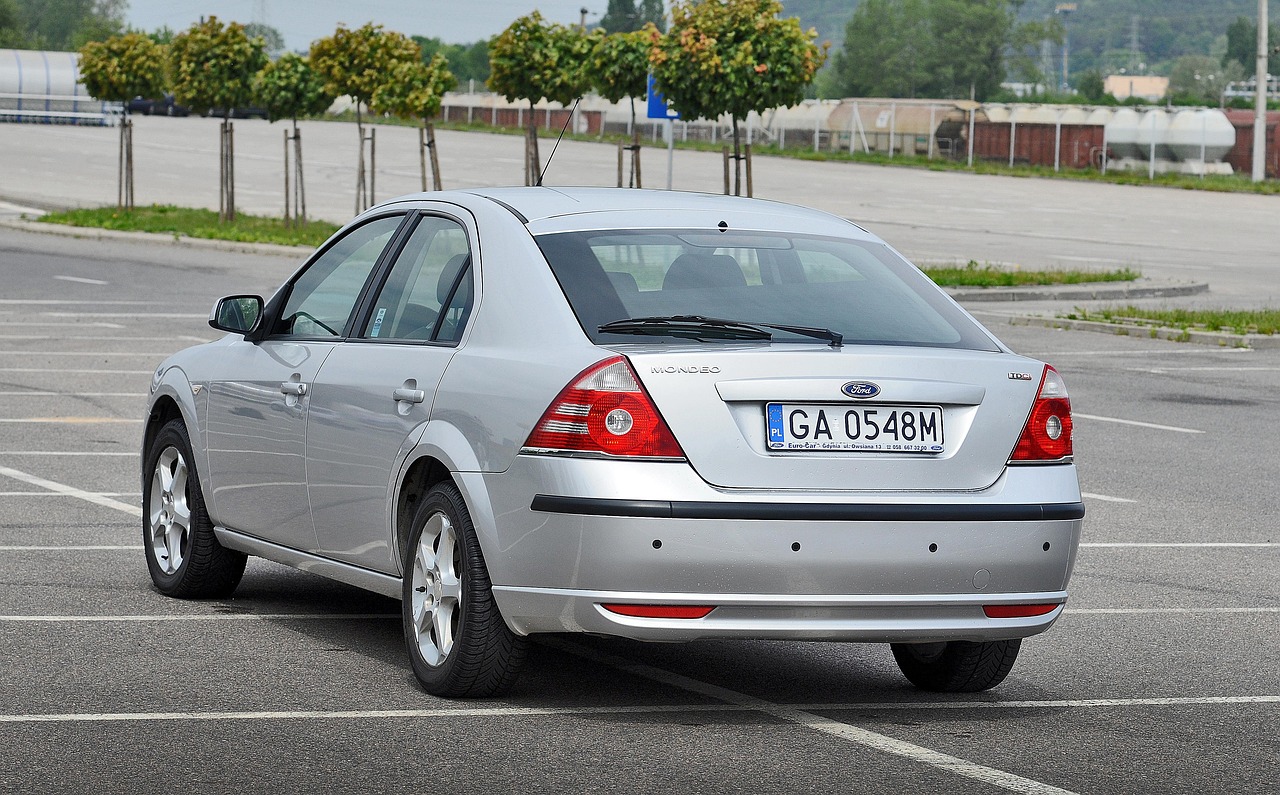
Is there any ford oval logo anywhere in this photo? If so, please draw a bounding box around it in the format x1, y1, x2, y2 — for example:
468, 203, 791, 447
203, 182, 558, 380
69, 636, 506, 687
841, 381, 880, 399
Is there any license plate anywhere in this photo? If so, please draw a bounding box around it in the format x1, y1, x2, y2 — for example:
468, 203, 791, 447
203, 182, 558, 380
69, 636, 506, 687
766, 403, 945, 453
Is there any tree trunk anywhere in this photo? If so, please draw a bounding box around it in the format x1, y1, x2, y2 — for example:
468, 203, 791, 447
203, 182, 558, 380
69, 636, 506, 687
629, 97, 641, 188
426, 120, 442, 191
219, 115, 235, 222
732, 115, 742, 196
355, 104, 368, 215
527, 100, 541, 186
117, 113, 134, 210
293, 120, 307, 224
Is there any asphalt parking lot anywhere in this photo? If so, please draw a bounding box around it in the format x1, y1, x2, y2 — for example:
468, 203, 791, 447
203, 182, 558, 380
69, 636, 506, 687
0, 222, 1276, 795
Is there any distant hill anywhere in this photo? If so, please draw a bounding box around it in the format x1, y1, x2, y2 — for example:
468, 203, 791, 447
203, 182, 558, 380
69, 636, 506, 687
783, 0, 1280, 75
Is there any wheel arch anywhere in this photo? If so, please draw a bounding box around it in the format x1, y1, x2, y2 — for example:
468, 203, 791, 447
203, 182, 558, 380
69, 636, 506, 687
394, 454, 454, 573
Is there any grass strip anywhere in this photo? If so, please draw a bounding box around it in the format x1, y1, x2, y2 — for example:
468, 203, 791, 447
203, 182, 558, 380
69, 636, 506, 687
37, 205, 339, 248
922, 261, 1140, 287
1063, 305, 1280, 335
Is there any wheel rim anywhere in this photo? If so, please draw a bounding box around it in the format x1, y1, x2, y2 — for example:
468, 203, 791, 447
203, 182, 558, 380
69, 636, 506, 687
410, 511, 462, 667
148, 446, 191, 575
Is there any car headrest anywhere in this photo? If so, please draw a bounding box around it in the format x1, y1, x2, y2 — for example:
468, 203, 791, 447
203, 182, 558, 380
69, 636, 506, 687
662, 252, 747, 290
438, 253, 470, 304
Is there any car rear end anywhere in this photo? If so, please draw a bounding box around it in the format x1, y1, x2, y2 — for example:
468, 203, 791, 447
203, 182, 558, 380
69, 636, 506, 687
472, 195, 1082, 651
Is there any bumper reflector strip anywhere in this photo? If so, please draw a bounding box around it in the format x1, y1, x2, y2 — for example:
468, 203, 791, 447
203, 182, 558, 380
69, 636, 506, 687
601, 604, 715, 619
983, 604, 1060, 618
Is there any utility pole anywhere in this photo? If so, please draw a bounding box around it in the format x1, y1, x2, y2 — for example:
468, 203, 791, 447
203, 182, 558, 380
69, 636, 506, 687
1055, 4, 1077, 92
1253, 0, 1268, 182
1129, 15, 1141, 74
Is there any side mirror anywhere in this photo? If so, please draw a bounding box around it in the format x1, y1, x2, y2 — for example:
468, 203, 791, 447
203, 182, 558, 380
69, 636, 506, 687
209, 295, 263, 335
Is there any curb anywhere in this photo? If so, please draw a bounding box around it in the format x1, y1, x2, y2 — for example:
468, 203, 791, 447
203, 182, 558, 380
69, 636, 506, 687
945, 280, 1209, 302
1008, 314, 1280, 349
0, 218, 312, 258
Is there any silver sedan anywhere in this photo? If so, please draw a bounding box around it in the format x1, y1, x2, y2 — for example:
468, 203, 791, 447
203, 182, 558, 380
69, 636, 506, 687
142, 188, 1082, 697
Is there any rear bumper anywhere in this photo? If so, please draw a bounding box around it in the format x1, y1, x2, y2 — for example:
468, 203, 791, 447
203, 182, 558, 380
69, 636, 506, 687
492, 586, 1067, 642
465, 456, 1082, 642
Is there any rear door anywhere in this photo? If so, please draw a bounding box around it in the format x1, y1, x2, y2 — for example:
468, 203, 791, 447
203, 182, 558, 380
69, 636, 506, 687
305, 210, 476, 573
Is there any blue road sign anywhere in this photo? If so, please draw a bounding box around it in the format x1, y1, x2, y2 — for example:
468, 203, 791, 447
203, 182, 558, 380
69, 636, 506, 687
646, 74, 680, 120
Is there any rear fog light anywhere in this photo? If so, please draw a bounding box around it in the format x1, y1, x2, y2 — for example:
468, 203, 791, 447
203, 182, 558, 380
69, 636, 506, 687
983, 604, 1060, 618
602, 604, 715, 619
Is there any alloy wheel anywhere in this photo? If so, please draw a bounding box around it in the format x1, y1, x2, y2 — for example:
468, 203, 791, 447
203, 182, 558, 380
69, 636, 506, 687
148, 446, 190, 575
410, 511, 462, 666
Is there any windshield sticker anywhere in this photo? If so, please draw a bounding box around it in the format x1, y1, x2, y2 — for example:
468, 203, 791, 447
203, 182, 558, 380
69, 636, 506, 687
371, 307, 387, 338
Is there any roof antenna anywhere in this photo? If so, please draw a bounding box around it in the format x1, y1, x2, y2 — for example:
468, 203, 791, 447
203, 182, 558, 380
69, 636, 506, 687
537, 97, 581, 187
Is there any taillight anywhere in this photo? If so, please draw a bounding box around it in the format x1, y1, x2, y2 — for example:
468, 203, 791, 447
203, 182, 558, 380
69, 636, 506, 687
523, 356, 685, 459
1010, 365, 1073, 462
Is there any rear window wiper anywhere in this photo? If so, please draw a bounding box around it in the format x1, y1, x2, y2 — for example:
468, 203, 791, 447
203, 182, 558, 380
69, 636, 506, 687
598, 315, 842, 347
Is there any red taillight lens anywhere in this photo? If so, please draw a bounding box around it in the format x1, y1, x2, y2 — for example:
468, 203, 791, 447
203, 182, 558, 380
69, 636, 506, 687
602, 604, 715, 619
524, 356, 685, 459
983, 604, 1060, 618
1010, 365, 1073, 462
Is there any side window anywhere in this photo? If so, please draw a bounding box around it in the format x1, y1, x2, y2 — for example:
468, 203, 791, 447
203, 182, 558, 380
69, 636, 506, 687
361, 215, 473, 343
274, 216, 403, 337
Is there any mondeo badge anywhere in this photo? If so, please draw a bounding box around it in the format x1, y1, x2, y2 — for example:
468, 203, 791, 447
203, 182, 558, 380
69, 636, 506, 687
841, 381, 881, 399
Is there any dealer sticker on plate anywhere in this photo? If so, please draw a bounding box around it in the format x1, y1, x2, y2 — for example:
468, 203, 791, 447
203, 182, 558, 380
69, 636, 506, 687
766, 403, 945, 453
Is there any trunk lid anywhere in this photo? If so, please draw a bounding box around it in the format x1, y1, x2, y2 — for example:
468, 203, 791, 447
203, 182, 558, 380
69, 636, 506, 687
624, 345, 1042, 492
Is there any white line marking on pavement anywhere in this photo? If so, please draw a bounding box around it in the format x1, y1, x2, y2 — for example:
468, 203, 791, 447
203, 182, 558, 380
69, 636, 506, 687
549, 638, 1079, 795
0, 491, 138, 497
1135, 367, 1280, 373
0, 322, 125, 328
0, 351, 171, 356
0, 695, 1275, 725
53, 275, 109, 285
0, 300, 153, 305
1074, 413, 1203, 434
1081, 492, 1137, 503
1026, 349, 1253, 357
0, 451, 134, 456
0, 368, 151, 374
1067, 607, 1280, 615
0, 418, 141, 424
0, 336, 207, 343
0, 613, 398, 622
41, 312, 205, 319
0, 466, 140, 517
0, 546, 137, 551
1081, 542, 1275, 548
0, 391, 139, 395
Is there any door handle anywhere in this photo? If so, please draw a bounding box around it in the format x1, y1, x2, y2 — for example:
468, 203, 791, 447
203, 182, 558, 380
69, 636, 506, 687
393, 387, 426, 404
279, 381, 308, 396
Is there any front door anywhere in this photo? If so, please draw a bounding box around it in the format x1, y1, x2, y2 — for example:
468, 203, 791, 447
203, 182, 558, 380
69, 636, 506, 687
203, 214, 405, 551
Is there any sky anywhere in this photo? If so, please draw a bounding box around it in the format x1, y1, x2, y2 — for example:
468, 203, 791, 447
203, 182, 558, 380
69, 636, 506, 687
125, 1, 603, 49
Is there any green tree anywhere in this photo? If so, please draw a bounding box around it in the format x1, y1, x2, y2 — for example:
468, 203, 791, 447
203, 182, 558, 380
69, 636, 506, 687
412, 36, 491, 86
311, 23, 422, 211
590, 27, 655, 131
15, 0, 123, 49
77, 31, 167, 209
253, 52, 335, 223
1169, 54, 1243, 105
370, 53, 457, 190
244, 22, 286, 59
830, 0, 930, 98
1076, 69, 1106, 102
1222, 15, 1280, 75
652, 0, 826, 193
926, 0, 1015, 100
600, 0, 667, 33
488, 12, 595, 185
169, 17, 268, 221
0, 0, 25, 47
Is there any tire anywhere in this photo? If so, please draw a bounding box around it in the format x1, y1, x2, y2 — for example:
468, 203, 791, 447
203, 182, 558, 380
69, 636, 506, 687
142, 418, 246, 598
402, 482, 527, 697
891, 639, 1021, 692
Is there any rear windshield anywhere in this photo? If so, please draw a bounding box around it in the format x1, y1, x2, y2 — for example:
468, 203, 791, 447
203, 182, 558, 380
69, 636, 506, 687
535, 229, 999, 351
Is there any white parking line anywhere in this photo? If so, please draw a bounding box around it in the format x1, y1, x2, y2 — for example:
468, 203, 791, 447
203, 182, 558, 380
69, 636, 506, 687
0, 695, 1275, 726
0, 351, 172, 356
0, 300, 155, 305
53, 276, 109, 285
0, 418, 141, 424
1081, 492, 1137, 503
0, 492, 138, 497
0, 546, 137, 551
0, 321, 125, 328
1067, 608, 1280, 615
0, 392, 140, 397
1081, 542, 1275, 548
0, 337, 207, 343
0, 451, 135, 456
41, 312, 206, 319
0, 613, 398, 622
0, 466, 140, 517
1074, 413, 1203, 434
0, 368, 152, 374
550, 638, 1078, 795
